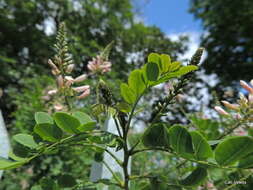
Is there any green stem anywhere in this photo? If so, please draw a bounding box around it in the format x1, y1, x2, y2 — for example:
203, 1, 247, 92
102, 160, 123, 187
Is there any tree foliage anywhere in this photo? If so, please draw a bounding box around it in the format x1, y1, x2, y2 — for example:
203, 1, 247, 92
190, 0, 253, 87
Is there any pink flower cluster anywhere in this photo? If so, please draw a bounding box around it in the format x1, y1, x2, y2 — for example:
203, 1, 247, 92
214, 79, 253, 119
87, 55, 111, 73
47, 59, 90, 100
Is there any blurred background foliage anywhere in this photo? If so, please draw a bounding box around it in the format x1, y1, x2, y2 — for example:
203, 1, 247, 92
1, 0, 253, 189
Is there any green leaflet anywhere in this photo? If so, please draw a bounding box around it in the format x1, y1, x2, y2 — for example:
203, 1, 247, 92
128, 69, 146, 96
0, 157, 26, 170
34, 123, 62, 142
72, 111, 96, 132
35, 112, 54, 124
238, 153, 253, 168
142, 123, 170, 148
146, 62, 160, 81
215, 136, 253, 166
190, 131, 213, 160
53, 112, 81, 134
168, 125, 194, 156
13, 134, 38, 149
150, 65, 198, 86
179, 167, 207, 187
120, 83, 136, 104
160, 54, 171, 72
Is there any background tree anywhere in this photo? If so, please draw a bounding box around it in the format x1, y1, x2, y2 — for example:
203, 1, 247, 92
0, 0, 189, 189
0, 0, 188, 125
189, 0, 253, 93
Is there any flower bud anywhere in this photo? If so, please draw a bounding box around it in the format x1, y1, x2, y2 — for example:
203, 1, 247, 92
214, 106, 230, 116
47, 89, 58, 95
240, 80, 253, 94
235, 113, 242, 120
66, 64, 74, 73
249, 94, 253, 103
65, 76, 74, 87
57, 75, 64, 88
74, 74, 87, 83
48, 59, 58, 70
72, 85, 90, 92
77, 88, 90, 99
51, 68, 60, 75
221, 100, 239, 110
54, 104, 63, 111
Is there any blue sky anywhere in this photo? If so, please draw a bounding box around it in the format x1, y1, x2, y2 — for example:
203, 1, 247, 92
140, 0, 203, 61
142, 0, 201, 33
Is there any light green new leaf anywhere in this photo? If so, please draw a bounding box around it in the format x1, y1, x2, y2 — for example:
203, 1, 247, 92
142, 123, 170, 148
168, 125, 194, 156
146, 62, 160, 81
190, 131, 213, 160
53, 112, 81, 134
148, 53, 160, 64
34, 123, 62, 142
35, 112, 54, 124
179, 167, 207, 187
168, 61, 181, 72
215, 136, 253, 166
128, 69, 146, 96
0, 157, 26, 170
13, 134, 38, 149
160, 54, 171, 72
176, 65, 198, 76
151, 65, 198, 86
120, 83, 136, 104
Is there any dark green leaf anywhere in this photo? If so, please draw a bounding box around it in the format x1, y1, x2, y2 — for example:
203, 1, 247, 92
238, 153, 253, 168
190, 131, 213, 160
34, 123, 62, 142
40, 178, 59, 190
94, 152, 104, 162
120, 83, 136, 104
215, 136, 253, 166
72, 111, 96, 131
146, 62, 160, 81
142, 123, 170, 148
35, 112, 54, 124
116, 102, 131, 113
13, 134, 38, 149
57, 174, 76, 188
179, 167, 207, 186
53, 112, 81, 134
168, 125, 194, 156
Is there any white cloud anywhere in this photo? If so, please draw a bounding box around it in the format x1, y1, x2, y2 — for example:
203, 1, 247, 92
167, 31, 207, 64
